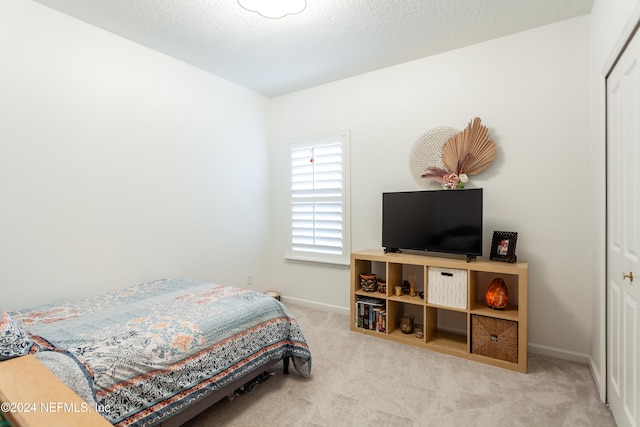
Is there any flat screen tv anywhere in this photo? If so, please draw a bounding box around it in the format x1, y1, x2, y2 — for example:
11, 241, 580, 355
382, 188, 483, 260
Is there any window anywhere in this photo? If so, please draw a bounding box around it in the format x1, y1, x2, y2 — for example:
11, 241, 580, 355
288, 131, 350, 265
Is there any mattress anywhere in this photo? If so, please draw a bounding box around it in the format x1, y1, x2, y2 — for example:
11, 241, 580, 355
10, 278, 312, 426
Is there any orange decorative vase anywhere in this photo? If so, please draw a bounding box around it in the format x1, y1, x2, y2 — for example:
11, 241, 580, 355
485, 278, 508, 310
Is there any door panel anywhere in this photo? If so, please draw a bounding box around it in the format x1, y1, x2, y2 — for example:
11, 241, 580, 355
609, 281, 621, 395
607, 26, 640, 427
622, 295, 637, 422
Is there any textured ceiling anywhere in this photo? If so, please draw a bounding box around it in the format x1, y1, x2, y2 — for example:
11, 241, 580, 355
33, 0, 593, 97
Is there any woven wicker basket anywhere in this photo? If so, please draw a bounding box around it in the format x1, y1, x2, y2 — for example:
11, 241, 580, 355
359, 273, 377, 292
471, 315, 518, 363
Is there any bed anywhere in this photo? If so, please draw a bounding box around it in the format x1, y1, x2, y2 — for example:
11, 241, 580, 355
0, 278, 312, 426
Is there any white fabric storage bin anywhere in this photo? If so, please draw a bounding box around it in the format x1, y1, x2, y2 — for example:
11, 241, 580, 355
427, 267, 468, 309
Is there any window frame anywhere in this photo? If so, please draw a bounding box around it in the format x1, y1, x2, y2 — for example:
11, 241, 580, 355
286, 131, 351, 266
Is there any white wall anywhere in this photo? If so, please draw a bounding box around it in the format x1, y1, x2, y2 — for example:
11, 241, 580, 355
588, 0, 640, 401
0, 0, 271, 311
270, 16, 593, 360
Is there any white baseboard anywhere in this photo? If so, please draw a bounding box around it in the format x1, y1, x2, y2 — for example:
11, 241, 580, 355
589, 356, 607, 403
527, 342, 590, 364
280, 295, 350, 314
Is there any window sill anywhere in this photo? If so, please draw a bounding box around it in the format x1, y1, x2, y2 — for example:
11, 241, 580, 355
284, 254, 350, 267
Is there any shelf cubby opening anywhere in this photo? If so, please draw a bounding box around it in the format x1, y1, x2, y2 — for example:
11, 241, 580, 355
388, 262, 425, 298
354, 259, 387, 297
469, 271, 519, 314
425, 307, 468, 353
387, 299, 423, 336
354, 295, 387, 333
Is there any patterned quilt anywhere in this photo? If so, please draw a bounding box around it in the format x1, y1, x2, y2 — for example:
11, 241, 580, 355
11, 278, 312, 426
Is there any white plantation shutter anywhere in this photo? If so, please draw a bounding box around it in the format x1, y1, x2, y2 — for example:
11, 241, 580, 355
289, 132, 350, 264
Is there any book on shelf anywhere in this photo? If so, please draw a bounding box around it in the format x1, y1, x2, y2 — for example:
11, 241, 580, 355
355, 296, 386, 332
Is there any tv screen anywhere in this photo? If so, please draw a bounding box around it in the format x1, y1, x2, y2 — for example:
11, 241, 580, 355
382, 188, 483, 258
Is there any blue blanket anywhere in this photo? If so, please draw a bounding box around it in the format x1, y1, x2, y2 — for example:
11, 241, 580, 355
12, 278, 312, 426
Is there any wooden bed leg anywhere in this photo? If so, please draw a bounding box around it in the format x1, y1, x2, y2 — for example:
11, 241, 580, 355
283, 356, 290, 374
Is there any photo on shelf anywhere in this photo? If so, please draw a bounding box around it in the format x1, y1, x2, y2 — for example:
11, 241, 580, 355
490, 231, 518, 263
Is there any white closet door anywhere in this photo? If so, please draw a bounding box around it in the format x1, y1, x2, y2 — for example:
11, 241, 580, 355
606, 26, 640, 427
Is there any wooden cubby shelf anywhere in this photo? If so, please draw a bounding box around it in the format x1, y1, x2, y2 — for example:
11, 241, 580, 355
350, 249, 528, 373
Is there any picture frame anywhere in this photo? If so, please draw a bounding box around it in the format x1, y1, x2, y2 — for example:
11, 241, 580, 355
490, 231, 518, 263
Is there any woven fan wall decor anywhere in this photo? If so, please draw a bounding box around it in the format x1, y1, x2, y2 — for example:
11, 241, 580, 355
409, 127, 460, 188
421, 117, 496, 189
442, 117, 496, 176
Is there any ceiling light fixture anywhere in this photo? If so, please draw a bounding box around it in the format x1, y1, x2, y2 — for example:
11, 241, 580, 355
237, 0, 307, 19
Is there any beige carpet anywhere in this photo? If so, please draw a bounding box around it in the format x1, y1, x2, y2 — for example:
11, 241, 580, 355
183, 301, 615, 427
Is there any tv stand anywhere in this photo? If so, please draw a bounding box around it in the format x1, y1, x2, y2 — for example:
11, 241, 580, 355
466, 255, 477, 263
350, 250, 528, 373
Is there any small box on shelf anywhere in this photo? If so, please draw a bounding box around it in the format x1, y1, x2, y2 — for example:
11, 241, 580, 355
427, 267, 468, 309
471, 315, 518, 363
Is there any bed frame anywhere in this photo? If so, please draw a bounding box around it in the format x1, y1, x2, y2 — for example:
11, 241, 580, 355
158, 356, 290, 427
